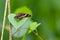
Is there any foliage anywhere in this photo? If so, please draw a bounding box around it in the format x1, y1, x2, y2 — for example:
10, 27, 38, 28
0, 0, 60, 40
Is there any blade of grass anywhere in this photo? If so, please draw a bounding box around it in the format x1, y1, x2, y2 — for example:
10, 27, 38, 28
7, 0, 12, 40
1, 0, 7, 40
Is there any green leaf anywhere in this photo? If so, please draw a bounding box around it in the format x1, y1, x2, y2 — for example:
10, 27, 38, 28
12, 20, 32, 37
15, 6, 32, 16
21, 22, 41, 40
8, 14, 29, 29
28, 22, 41, 34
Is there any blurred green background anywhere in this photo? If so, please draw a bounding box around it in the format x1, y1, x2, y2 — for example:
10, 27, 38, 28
0, 0, 60, 40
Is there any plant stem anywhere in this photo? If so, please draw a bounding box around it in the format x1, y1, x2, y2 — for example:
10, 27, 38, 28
1, 0, 7, 40
33, 29, 43, 40
7, 0, 12, 40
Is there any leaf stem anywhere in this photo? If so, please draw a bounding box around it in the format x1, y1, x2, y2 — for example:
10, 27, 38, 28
1, 0, 7, 40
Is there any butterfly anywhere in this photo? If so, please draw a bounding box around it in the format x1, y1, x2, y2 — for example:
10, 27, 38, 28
14, 13, 31, 19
